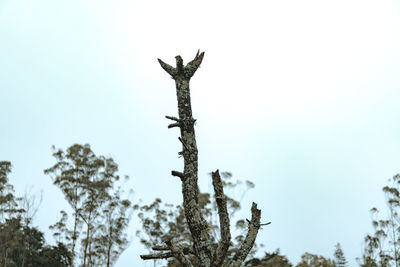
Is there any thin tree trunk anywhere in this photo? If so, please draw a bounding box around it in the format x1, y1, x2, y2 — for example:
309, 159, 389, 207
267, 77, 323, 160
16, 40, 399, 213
88, 228, 93, 267
106, 224, 113, 267
71, 179, 80, 267
171, 56, 213, 266
106, 243, 111, 267
3, 247, 8, 267
390, 207, 399, 267
83, 223, 90, 267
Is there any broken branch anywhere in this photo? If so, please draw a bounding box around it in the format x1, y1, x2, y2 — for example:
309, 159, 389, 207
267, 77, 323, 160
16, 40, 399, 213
211, 169, 231, 266
158, 59, 177, 78
168, 122, 181, 129
165, 239, 193, 267
140, 252, 174, 260
166, 115, 179, 122
229, 202, 262, 267
171, 170, 184, 180
184, 51, 205, 78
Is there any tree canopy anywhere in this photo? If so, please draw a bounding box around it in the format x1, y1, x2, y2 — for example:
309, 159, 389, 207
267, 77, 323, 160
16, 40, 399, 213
0, 161, 71, 267
45, 144, 134, 267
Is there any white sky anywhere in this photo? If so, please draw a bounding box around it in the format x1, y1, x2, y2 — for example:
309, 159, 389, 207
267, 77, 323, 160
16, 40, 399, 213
1, 1, 400, 266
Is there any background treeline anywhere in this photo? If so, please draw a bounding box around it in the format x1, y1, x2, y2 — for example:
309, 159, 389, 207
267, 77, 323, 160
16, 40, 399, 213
1, 144, 134, 267
0, 143, 399, 266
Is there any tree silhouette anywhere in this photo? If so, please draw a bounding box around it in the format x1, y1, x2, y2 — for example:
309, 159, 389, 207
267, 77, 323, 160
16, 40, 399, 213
359, 174, 400, 267
333, 243, 347, 267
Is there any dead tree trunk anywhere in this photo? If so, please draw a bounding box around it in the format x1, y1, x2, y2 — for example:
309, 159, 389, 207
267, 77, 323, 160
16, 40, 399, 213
140, 51, 263, 267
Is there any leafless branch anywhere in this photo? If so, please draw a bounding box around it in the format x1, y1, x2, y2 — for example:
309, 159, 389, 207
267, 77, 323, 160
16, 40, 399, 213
184, 51, 205, 78
171, 171, 184, 180
165, 239, 193, 267
168, 122, 181, 129
211, 170, 231, 266
158, 59, 177, 78
140, 252, 173, 260
152, 245, 171, 251
228, 202, 262, 267
166, 115, 180, 122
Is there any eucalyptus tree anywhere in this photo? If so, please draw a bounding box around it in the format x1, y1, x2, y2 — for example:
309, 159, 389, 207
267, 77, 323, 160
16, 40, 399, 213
333, 243, 347, 267
0, 161, 24, 222
0, 161, 23, 266
0, 161, 71, 267
45, 144, 132, 267
359, 174, 400, 267
244, 249, 292, 267
139, 51, 267, 266
93, 188, 133, 267
296, 253, 334, 267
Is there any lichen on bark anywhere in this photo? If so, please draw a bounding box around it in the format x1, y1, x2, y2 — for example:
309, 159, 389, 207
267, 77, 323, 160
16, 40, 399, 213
140, 51, 263, 267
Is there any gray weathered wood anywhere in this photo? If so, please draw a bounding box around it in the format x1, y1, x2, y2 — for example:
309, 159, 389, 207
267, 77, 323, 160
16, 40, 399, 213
140, 51, 263, 267
211, 170, 231, 266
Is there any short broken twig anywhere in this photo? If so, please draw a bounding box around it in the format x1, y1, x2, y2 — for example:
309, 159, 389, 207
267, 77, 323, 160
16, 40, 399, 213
168, 122, 180, 129
246, 218, 271, 227
166, 115, 179, 122
171, 170, 184, 180
140, 252, 174, 260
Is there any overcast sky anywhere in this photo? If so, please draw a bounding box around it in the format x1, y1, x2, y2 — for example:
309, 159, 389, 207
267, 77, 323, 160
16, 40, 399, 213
1, 1, 400, 266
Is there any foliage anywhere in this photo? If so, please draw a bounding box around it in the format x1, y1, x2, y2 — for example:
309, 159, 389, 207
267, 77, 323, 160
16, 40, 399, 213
359, 174, 400, 267
245, 249, 292, 267
93, 188, 134, 267
0, 161, 71, 267
0, 161, 24, 221
333, 243, 347, 267
40, 242, 73, 267
295, 252, 334, 267
239, 243, 348, 267
45, 144, 133, 267
0, 217, 72, 267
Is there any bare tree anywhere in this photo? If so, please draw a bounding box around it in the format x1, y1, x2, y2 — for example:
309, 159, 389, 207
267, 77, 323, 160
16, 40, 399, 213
140, 51, 266, 267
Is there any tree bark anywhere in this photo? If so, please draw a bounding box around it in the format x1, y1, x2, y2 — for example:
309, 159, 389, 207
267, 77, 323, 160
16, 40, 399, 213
225, 203, 262, 267
140, 51, 263, 267
159, 51, 213, 266
211, 170, 231, 266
